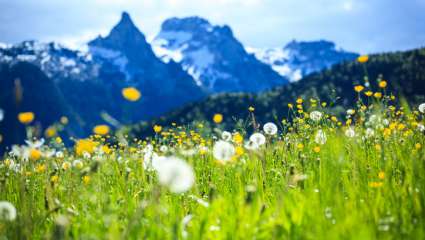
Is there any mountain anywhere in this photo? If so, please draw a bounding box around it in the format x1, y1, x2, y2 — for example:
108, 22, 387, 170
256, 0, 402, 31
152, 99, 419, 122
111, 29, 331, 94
151, 16, 288, 93
247, 40, 359, 82
87, 12, 205, 119
0, 12, 205, 151
0, 62, 83, 152
131, 48, 425, 135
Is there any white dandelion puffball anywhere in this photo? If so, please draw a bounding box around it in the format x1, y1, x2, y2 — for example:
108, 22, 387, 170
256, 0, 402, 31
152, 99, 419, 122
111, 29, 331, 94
249, 133, 266, 146
155, 156, 195, 193
345, 128, 356, 138
263, 122, 278, 135
314, 130, 327, 145
365, 128, 375, 138
213, 140, 235, 162
0, 108, 4, 122
418, 124, 425, 132
309, 111, 323, 122
419, 103, 425, 113
0, 201, 17, 221
221, 131, 232, 141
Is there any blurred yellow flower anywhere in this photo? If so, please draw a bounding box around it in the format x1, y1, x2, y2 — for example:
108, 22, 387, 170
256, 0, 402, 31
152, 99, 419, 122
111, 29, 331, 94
18, 112, 35, 124
29, 149, 42, 161
378, 80, 387, 88
35, 164, 46, 173
354, 85, 364, 92
75, 139, 97, 156
45, 126, 57, 138
287, 103, 293, 109
93, 125, 110, 136
378, 171, 385, 179
357, 55, 369, 63
82, 175, 91, 185
50, 175, 59, 184
213, 114, 223, 124
365, 91, 373, 97
313, 146, 321, 153
233, 133, 243, 144
296, 98, 303, 104
153, 125, 162, 133
248, 106, 255, 112
374, 92, 382, 99
122, 87, 141, 101
60, 116, 69, 125
369, 181, 383, 188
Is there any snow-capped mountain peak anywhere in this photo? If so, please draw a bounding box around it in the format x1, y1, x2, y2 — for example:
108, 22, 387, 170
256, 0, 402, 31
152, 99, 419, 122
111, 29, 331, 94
248, 40, 359, 82
152, 16, 288, 93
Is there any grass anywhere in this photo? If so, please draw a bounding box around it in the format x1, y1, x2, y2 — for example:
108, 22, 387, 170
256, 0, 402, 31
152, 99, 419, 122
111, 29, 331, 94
1, 86, 425, 239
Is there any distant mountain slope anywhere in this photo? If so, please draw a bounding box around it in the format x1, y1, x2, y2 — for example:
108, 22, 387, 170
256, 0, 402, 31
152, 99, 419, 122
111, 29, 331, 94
0, 62, 83, 152
247, 40, 359, 82
152, 16, 289, 92
133, 48, 425, 135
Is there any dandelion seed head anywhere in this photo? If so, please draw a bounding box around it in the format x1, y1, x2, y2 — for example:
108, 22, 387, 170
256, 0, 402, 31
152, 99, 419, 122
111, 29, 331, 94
263, 122, 278, 135
213, 140, 235, 162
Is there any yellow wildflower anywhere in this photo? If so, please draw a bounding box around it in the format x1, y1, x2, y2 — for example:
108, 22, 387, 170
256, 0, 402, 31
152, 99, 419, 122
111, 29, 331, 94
378, 171, 385, 179
374, 92, 382, 99
354, 85, 364, 92
248, 106, 255, 112
313, 146, 321, 153
93, 125, 110, 136
357, 55, 369, 63
153, 125, 162, 133
45, 126, 57, 138
287, 103, 293, 109
378, 80, 387, 88
18, 112, 35, 124
75, 139, 97, 156
365, 91, 373, 97
122, 87, 141, 101
51, 175, 59, 184
82, 176, 91, 185
213, 114, 223, 124
233, 133, 244, 144
29, 149, 42, 161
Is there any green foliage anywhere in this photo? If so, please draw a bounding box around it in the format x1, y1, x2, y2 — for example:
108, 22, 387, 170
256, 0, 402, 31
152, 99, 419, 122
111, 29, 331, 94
133, 48, 425, 136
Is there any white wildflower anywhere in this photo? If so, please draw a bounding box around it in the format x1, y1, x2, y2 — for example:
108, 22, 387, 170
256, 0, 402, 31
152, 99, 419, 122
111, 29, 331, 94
418, 124, 425, 132
365, 128, 375, 138
249, 133, 266, 146
263, 122, 278, 135
155, 156, 195, 193
345, 128, 356, 138
418, 103, 425, 113
0, 201, 17, 221
72, 160, 83, 169
314, 130, 327, 145
221, 131, 232, 141
346, 109, 356, 115
25, 139, 45, 149
309, 111, 323, 122
143, 151, 159, 171
160, 145, 168, 153
213, 141, 235, 162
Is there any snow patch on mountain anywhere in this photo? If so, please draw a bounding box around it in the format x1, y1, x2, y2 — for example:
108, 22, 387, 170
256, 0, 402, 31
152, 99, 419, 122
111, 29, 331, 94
247, 40, 359, 82
0, 41, 98, 81
89, 46, 129, 78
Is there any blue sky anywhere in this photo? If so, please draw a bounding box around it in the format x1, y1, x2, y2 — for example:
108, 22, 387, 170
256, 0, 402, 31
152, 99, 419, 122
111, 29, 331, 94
0, 0, 424, 53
